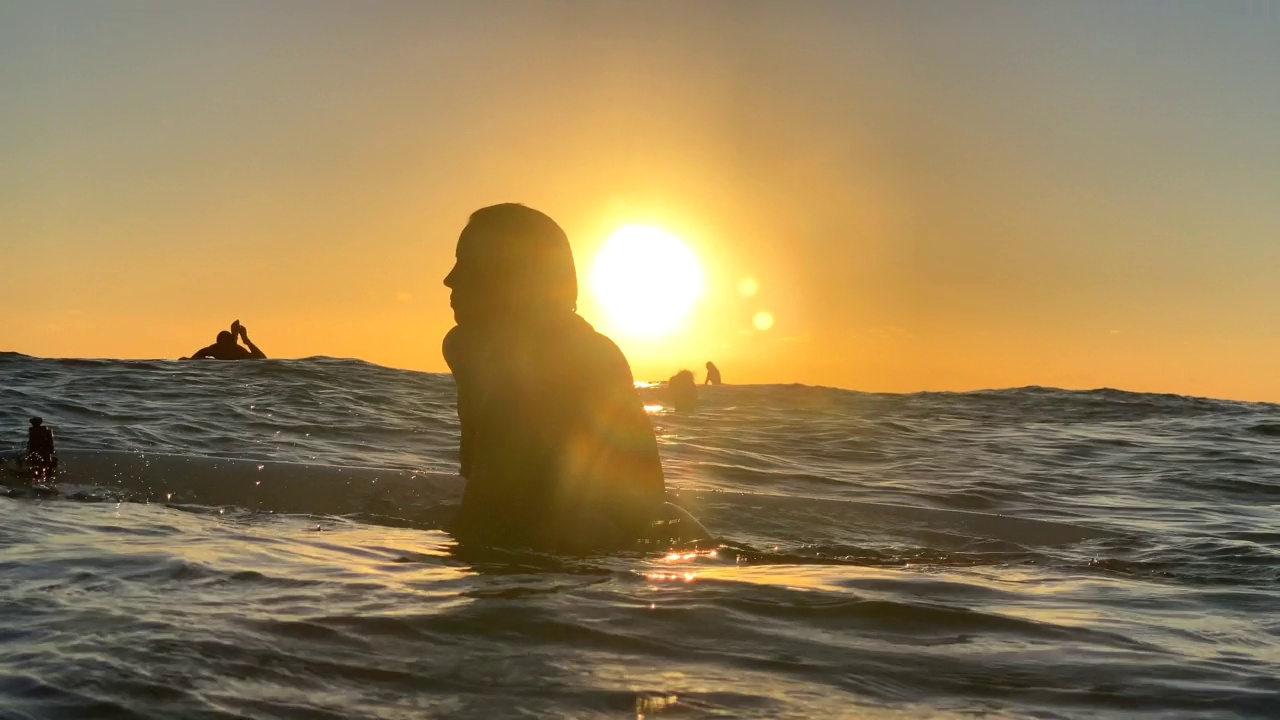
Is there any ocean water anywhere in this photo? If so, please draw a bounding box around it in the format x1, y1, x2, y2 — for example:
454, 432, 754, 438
1, 352, 1278, 719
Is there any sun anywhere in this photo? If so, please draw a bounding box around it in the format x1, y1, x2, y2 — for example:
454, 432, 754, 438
589, 225, 704, 338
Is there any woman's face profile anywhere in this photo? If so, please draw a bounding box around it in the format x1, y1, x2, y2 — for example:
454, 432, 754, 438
444, 223, 505, 325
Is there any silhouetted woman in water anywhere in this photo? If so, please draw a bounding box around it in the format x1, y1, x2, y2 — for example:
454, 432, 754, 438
442, 204, 666, 551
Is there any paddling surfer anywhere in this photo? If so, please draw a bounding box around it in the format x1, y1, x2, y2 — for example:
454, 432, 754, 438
185, 320, 266, 360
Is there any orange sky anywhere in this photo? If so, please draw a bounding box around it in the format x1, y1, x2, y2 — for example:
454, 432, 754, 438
3, 3, 1279, 401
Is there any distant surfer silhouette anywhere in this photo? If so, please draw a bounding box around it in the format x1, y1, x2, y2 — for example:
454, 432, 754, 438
704, 361, 721, 385
25, 417, 58, 480
442, 203, 668, 551
185, 321, 266, 360
668, 370, 698, 411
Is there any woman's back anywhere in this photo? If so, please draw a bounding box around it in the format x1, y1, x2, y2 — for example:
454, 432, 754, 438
445, 315, 665, 550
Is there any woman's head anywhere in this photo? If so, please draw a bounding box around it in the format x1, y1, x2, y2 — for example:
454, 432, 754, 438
444, 204, 577, 326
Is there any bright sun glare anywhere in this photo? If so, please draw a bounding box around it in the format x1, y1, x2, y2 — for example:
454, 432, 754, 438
590, 225, 704, 338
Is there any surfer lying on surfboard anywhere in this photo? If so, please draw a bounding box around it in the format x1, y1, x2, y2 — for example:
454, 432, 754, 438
441, 204, 704, 552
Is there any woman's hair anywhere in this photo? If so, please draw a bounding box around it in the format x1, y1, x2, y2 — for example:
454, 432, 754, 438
462, 204, 578, 313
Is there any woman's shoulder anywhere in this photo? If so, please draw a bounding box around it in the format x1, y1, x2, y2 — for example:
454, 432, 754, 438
570, 326, 635, 386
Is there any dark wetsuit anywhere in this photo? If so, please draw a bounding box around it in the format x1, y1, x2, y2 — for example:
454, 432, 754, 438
705, 363, 721, 385
444, 314, 665, 550
26, 425, 56, 471
188, 343, 264, 360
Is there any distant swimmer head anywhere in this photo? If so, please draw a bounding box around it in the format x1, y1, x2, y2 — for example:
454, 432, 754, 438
668, 370, 698, 411
444, 203, 577, 326
216, 330, 236, 346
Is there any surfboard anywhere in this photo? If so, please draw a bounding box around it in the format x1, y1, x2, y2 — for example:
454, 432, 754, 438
0, 481, 61, 499
0, 449, 62, 497
640, 501, 714, 548
6, 450, 714, 551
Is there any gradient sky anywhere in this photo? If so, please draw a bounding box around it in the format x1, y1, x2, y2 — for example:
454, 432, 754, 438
3, 1, 1279, 400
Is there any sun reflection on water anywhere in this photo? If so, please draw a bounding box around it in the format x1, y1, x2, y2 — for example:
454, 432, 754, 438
635, 693, 679, 719
644, 571, 698, 583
